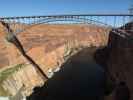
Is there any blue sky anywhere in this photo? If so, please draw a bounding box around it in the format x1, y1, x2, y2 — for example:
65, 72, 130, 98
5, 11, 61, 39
0, 0, 131, 17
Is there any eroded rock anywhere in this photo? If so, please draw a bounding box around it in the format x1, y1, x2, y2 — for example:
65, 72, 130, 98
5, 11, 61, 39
0, 24, 110, 97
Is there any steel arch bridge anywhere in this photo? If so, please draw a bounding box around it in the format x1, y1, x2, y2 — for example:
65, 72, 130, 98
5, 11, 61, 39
0, 14, 133, 35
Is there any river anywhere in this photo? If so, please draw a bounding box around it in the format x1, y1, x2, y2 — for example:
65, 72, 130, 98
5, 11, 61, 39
27, 47, 107, 100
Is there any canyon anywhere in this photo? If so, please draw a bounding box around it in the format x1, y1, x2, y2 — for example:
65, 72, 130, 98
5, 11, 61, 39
0, 22, 133, 100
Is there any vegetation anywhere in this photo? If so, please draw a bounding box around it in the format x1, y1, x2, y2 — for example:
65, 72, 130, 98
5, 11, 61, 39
0, 63, 26, 83
0, 63, 27, 96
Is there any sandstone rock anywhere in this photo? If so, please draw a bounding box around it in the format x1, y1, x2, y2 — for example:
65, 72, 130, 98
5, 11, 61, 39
0, 24, 110, 96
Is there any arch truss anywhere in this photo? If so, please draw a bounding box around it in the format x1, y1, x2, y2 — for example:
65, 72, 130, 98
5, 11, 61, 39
0, 14, 133, 35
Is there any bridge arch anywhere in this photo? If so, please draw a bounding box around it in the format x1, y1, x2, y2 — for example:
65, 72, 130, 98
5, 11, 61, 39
16, 16, 110, 34
31, 16, 109, 26
0, 14, 132, 35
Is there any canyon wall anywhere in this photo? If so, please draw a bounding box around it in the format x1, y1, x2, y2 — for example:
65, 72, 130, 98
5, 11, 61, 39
95, 22, 133, 100
0, 24, 110, 97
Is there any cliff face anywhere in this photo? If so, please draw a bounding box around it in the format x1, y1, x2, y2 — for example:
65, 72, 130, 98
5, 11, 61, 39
0, 24, 9, 67
0, 24, 109, 68
107, 23, 133, 99
95, 22, 133, 100
0, 24, 110, 97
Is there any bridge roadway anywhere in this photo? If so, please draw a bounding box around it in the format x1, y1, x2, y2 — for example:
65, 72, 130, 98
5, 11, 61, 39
0, 14, 133, 19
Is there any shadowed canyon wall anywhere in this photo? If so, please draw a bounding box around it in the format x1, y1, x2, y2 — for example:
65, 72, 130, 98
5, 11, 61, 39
95, 22, 133, 100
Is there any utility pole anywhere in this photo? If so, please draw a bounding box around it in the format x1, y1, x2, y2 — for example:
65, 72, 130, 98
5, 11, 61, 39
129, 1, 133, 22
